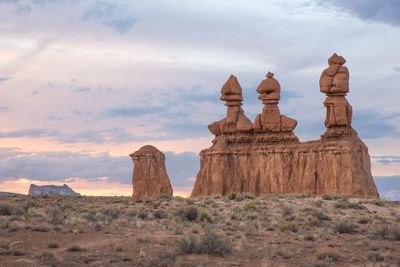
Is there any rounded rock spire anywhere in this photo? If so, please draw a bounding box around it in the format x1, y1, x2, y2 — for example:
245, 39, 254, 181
256, 71, 281, 94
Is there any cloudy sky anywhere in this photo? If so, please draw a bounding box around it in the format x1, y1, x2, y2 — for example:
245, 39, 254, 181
0, 0, 399, 198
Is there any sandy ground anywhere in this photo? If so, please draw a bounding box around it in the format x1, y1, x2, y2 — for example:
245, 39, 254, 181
0, 194, 400, 266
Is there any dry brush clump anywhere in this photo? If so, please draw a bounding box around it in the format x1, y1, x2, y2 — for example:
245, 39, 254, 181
176, 232, 232, 256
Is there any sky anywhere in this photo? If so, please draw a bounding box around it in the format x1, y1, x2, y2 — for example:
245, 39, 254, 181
0, 0, 399, 198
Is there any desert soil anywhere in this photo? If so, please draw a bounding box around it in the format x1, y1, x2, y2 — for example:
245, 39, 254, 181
1, 194, 400, 267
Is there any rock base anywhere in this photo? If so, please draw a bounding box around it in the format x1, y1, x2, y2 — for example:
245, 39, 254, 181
191, 134, 379, 198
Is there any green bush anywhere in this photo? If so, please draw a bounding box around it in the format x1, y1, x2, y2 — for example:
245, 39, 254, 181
199, 209, 212, 223
227, 192, 236, 200
244, 201, 257, 211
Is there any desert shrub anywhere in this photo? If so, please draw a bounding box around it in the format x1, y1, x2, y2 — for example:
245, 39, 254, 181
175, 207, 198, 221
246, 213, 258, 220
185, 207, 198, 221
158, 194, 173, 201
101, 208, 122, 220
314, 200, 324, 208
334, 200, 363, 209
176, 236, 199, 254
227, 192, 236, 200
12, 206, 24, 216
177, 232, 232, 256
368, 252, 384, 262
31, 225, 50, 232
199, 209, 212, 223
315, 247, 339, 262
137, 210, 148, 220
67, 245, 85, 252
153, 210, 167, 219
46, 207, 65, 225
357, 217, 371, 224
312, 210, 331, 221
322, 194, 342, 201
10, 250, 26, 256
369, 199, 385, 207
146, 253, 177, 267
370, 224, 400, 240
84, 210, 97, 222
200, 232, 232, 256
304, 234, 316, 241
280, 223, 298, 233
0, 203, 13, 216
282, 206, 293, 216
23, 198, 40, 211
303, 261, 330, 267
39, 252, 58, 266
47, 243, 59, 249
94, 223, 102, 231
288, 194, 305, 199
127, 209, 137, 217
334, 221, 356, 234
244, 201, 257, 211
242, 193, 255, 200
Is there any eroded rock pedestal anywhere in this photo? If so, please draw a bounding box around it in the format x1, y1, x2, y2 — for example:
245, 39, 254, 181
191, 54, 378, 198
130, 145, 173, 200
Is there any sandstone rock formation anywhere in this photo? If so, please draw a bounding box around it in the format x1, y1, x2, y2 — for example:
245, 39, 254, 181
191, 54, 379, 198
208, 75, 253, 137
320, 53, 355, 139
130, 145, 173, 200
253, 72, 298, 143
28, 184, 80, 197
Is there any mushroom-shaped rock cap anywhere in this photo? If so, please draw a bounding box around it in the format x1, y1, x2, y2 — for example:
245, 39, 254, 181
130, 145, 164, 159
256, 72, 281, 94
220, 75, 243, 102
328, 53, 346, 66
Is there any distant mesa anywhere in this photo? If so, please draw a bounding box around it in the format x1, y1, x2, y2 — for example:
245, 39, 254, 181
130, 145, 173, 200
28, 184, 80, 197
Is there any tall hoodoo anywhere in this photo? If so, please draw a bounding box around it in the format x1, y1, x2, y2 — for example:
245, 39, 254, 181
130, 145, 173, 200
253, 72, 298, 143
320, 53, 355, 139
208, 75, 253, 136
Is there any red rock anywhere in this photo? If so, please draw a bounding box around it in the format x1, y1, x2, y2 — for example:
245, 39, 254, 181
130, 145, 173, 200
191, 55, 379, 198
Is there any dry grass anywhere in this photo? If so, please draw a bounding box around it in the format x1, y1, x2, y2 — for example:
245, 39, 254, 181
0, 195, 399, 266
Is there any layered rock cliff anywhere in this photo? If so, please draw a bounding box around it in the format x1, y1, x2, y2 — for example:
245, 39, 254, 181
191, 54, 379, 198
130, 145, 173, 200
